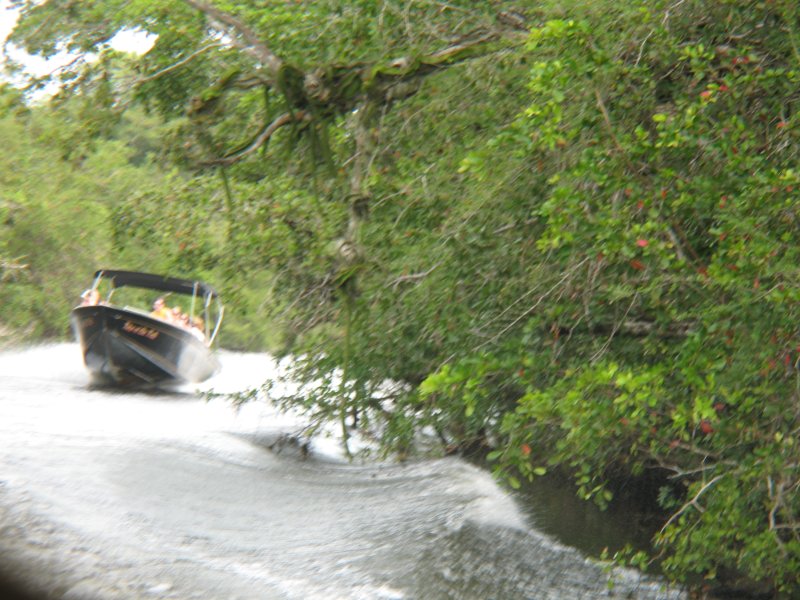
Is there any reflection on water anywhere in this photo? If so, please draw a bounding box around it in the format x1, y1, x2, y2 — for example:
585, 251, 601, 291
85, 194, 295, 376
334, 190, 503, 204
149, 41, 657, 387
0, 344, 684, 599
517, 473, 663, 559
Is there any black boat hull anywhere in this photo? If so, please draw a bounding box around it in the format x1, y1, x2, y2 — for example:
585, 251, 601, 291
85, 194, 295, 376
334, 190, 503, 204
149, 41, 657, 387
70, 305, 220, 387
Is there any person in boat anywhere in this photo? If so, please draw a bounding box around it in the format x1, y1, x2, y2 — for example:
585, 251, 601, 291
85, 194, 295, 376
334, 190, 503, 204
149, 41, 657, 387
173, 306, 206, 341
150, 299, 206, 340
172, 306, 187, 325
189, 316, 206, 341
150, 297, 172, 321
188, 323, 205, 341
79, 289, 100, 306
192, 315, 205, 333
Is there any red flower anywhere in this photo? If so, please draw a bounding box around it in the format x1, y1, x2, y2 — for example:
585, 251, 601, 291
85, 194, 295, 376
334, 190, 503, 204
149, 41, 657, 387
636, 239, 649, 248
629, 259, 645, 271
521, 443, 532, 456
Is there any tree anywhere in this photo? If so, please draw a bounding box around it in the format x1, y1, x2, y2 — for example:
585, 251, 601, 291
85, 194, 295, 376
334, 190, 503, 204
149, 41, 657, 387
7, 1, 800, 594
428, 3, 800, 594
0, 86, 170, 338
8, 0, 527, 439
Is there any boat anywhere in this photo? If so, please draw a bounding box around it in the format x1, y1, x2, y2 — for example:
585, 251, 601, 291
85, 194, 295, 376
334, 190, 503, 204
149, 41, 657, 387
70, 269, 224, 387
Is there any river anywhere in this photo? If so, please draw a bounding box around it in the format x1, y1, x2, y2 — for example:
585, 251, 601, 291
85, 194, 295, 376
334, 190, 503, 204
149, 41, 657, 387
0, 344, 684, 599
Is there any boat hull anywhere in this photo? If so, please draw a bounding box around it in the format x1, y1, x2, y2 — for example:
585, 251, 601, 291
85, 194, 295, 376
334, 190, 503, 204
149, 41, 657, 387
70, 305, 220, 387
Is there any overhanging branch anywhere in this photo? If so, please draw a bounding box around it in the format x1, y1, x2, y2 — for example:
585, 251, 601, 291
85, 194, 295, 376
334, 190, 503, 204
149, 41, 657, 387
181, 0, 283, 75
201, 110, 308, 166
136, 42, 224, 85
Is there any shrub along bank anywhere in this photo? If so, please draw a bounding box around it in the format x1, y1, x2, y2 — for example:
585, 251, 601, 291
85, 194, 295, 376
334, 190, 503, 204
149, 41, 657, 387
3, 1, 800, 595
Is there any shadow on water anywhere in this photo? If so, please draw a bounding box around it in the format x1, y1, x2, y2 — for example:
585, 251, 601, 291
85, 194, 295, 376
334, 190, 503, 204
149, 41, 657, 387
462, 449, 668, 570
511, 471, 782, 600
515, 472, 665, 560
0, 575, 47, 600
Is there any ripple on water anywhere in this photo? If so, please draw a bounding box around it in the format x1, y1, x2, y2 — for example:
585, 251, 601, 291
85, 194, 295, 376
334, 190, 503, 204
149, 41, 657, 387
0, 344, 685, 599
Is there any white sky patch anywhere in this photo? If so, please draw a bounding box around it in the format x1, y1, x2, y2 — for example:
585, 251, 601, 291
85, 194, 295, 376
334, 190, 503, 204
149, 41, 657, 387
1, 0, 20, 70
109, 28, 156, 54
1, 0, 155, 89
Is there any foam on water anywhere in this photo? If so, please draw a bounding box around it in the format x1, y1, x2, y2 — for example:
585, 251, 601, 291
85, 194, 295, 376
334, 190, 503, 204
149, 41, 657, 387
0, 344, 684, 599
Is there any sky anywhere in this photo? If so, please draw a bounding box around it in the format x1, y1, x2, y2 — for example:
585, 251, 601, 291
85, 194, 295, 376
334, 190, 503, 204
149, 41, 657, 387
0, 0, 19, 70
1, 0, 154, 86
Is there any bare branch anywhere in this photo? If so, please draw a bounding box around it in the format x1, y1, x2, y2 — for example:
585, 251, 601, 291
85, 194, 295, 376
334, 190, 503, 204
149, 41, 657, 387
594, 88, 641, 174
202, 111, 308, 166
662, 0, 689, 27
590, 291, 639, 364
181, 0, 283, 75
476, 256, 593, 350
388, 262, 441, 290
427, 30, 498, 62
1, 258, 29, 282
659, 474, 724, 536
136, 42, 224, 85
665, 225, 688, 262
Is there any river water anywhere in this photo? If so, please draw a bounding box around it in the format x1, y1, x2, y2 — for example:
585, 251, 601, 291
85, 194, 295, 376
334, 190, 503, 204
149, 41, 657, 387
0, 344, 684, 599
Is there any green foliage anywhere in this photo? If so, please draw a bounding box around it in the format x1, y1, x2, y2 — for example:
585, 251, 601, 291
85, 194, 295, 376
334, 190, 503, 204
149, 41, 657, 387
0, 110, 105, 338
450, 1, 800, 593
6, 0, 800, 594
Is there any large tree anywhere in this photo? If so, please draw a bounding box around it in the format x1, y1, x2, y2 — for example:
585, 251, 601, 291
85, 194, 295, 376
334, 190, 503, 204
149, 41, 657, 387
6, 0, 528, 384
6, 0, 529, 418
7, 1, 800, 595
7, 0, 519, 213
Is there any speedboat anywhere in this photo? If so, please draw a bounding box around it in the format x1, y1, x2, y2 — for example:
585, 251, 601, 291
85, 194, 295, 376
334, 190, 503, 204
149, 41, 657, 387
70, 269, 224, 387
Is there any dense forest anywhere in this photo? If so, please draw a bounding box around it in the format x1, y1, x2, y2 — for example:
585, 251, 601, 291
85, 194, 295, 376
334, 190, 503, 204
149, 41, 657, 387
3, 0, 800, 596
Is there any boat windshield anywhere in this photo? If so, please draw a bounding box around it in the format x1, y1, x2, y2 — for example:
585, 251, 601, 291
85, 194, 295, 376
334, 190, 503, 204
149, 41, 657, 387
82, 270, 224, 344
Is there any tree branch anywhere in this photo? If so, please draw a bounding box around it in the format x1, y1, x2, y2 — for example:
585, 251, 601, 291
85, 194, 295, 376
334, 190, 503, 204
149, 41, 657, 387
659, 474, 724, 536
388, 262, 441, 290
181, 0, 283, 75
594, 88, 641, 174
201, 111, 307, 166
590, 291, 639, 363
136, 42, 224, 85
427, 29, 498, 63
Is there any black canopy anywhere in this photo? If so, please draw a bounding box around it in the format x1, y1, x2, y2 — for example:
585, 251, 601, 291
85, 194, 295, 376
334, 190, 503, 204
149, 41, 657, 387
94, 270, 218, 298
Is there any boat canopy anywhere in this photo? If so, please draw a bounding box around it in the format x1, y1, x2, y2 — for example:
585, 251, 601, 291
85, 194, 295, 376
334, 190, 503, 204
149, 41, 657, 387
93, 270, 219, 298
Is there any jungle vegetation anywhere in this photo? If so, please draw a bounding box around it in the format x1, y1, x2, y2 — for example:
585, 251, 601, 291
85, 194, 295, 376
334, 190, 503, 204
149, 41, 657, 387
3, 1, 800, 595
